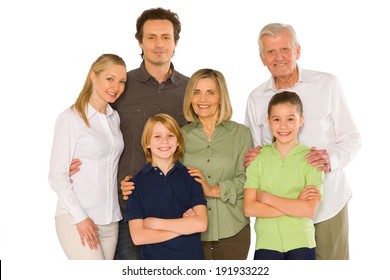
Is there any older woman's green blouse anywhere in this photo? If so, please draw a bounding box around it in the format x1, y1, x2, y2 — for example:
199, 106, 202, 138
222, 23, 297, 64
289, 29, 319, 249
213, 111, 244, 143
181, 120, 254, 241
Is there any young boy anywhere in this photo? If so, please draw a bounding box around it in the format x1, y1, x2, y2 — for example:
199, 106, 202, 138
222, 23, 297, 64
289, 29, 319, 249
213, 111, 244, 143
125, 113, 208, 260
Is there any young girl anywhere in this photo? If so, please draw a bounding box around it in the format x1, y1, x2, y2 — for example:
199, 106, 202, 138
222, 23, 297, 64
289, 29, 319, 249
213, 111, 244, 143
49, 54, 127, 259
244, 91, 324, 260
124, 113, 208, 260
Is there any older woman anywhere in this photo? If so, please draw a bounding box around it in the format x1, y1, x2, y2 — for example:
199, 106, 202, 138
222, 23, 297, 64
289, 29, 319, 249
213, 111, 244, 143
181, 69, 253, 260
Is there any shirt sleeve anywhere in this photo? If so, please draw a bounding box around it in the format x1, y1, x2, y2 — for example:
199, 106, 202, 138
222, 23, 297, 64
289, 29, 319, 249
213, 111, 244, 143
48, 112, 87, 224
328, 77, 361, 171
245, 95, 262, 147
190, 178, 207, 208
124, 177, 145, 221
305, 164, 325, 200
219, 127, 254, 204
243, 153, 261, 190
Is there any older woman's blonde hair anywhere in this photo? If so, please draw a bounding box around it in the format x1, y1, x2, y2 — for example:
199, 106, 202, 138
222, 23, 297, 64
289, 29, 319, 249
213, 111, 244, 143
72, 53, 126, 127
183, 68, 233, 125
141, 113, 184, 164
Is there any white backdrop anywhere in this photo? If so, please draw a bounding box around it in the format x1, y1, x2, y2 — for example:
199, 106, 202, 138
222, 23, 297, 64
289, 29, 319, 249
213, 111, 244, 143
1, 0, 388, 279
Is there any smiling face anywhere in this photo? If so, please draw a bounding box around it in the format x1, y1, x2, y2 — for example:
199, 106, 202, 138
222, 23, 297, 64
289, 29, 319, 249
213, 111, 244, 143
267, 102, 304, 147
90, 64, 127, 106
139, 19, 176, 68
260, 31, 300, 84
191, 77, 220, 122
147, 121, 179, 165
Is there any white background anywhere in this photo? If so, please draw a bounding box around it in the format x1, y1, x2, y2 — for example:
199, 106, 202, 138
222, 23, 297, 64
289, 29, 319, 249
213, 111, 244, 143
1, 0, 388, 279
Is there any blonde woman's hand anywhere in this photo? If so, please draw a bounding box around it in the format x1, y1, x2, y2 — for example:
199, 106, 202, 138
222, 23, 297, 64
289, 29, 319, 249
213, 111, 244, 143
76, 217, 99, 250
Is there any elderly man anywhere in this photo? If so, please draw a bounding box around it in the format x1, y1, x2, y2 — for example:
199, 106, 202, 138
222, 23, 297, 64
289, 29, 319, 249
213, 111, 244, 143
244, 23, 361, 260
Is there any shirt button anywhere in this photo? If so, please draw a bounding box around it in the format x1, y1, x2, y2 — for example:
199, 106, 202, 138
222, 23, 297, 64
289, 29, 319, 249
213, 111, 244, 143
208, 176, 211, 179
208, 207, 211, 211
207, 159, 210, 162
207, 145, 210, 148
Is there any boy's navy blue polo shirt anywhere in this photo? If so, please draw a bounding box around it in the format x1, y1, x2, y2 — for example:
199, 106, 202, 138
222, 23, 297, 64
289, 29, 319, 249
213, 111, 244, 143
125, 161, 207, 260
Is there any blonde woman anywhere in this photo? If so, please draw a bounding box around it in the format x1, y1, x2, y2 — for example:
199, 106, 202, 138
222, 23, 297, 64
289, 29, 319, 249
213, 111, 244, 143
49, 54, 127, 259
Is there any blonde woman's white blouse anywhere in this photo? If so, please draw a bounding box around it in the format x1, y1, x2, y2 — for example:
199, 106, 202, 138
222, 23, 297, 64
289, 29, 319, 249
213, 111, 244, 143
49, 104, 124, 225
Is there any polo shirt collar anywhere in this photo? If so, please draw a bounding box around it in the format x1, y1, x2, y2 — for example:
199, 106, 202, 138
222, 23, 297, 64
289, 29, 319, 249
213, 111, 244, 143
86, 103, 114, 119
142, 161, 186, 174
142, 163, 154, 174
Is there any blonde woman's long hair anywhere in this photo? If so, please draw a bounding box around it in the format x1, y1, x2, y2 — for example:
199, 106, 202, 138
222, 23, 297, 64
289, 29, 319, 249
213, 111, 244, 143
72, 54, 126, 127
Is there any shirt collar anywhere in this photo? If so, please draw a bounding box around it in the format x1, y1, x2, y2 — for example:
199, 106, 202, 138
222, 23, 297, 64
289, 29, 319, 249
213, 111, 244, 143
138, 61, 177, 84
191, 118, 233, 132
142, 161, 186, 174
86, 103, 114, 119
138, 62, 151, 82
142, 163, 154, 174
264, 64, 314, 94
